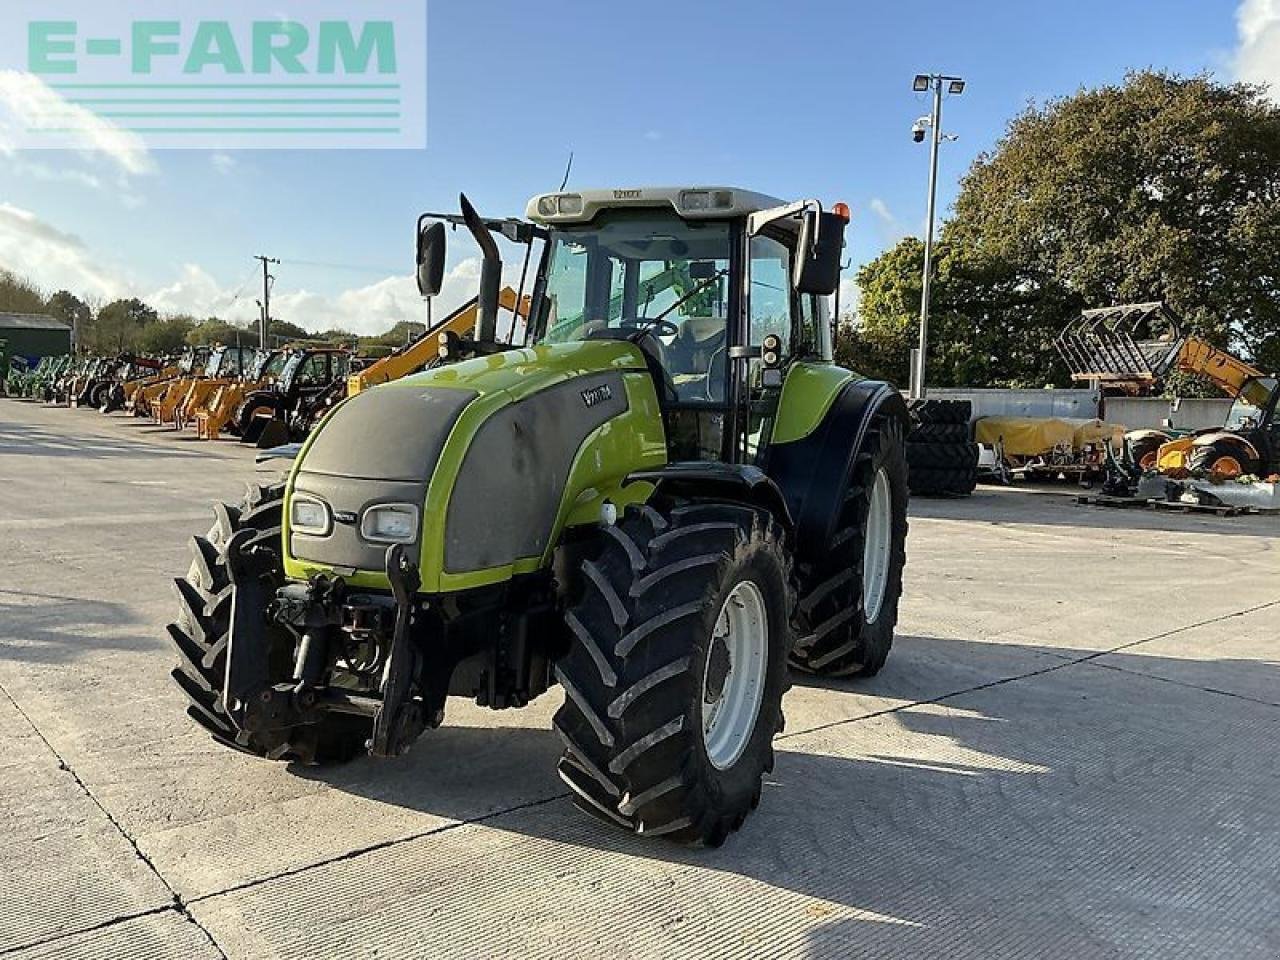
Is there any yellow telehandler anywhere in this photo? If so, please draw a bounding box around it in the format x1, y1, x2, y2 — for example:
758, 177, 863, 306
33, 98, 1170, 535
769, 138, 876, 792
345, 287, 529, 398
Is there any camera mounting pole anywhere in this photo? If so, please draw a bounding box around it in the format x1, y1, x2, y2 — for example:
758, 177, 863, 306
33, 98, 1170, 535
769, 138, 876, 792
909, 73, 965, 399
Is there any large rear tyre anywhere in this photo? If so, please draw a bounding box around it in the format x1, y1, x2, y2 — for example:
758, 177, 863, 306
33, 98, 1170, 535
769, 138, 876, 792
906, 441, 979, 471
908, 398, 971, 425
790, 416, 909, 677
907, 465, 978, 497
553, 502, 793, 847
1188, 439, 1260, 480
909, 422, 969, 444
168, 483, 369, 764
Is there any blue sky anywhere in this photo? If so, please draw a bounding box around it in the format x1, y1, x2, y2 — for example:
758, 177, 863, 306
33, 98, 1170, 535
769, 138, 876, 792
0, 0, 1264, 334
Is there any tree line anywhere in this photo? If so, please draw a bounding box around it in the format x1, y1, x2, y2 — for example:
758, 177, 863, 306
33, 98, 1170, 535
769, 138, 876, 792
839, 71, 1280, 393
0, 270, 420, 357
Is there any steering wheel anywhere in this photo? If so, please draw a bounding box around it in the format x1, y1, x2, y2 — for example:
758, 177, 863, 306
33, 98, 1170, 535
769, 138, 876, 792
619, 317, 679, 339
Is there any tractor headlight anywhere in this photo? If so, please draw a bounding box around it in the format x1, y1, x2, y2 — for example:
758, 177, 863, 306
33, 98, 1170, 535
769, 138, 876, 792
361, 503, 419, 544
290, 495, 332, 536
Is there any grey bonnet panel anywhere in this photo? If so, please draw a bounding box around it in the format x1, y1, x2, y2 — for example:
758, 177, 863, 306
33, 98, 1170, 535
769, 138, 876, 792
302, 385, 477, 482
445, 372, 628, 573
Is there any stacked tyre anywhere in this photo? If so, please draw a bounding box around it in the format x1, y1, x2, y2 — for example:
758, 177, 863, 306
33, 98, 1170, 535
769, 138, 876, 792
906, 398, 978, 496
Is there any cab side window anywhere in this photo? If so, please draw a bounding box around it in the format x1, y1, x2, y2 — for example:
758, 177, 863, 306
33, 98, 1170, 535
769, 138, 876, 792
749, 236, 793, 361
297, 354, 327, 386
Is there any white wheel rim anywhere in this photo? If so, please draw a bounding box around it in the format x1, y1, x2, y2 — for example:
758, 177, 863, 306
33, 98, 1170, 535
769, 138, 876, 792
862, 467, 893, 625
701, 580, 768, 771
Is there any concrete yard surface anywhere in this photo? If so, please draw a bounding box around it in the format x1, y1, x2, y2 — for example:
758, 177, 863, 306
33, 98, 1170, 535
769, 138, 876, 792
0, 400, 1277, 959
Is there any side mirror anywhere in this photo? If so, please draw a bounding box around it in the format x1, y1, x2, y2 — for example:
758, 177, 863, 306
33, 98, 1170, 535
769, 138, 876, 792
793, 209, 844, 296
416, 221, 446, 298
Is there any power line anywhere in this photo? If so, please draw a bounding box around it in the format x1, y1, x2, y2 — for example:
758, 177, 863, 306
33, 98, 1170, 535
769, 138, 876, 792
279, 257, 404, 276
216, 263, 261, 315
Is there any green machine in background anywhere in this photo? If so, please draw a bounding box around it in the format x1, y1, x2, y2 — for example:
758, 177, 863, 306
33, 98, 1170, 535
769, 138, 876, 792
168, 187, 910, 846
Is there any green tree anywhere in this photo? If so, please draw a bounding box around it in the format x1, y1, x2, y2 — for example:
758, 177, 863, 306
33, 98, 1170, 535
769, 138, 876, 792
186, 317, 255, 347
137, 316, 195, 354
45, 290, 91, 344
850, 238, 1077, 388
854, 71, 1280, 389
948, 70, 1280, 365
0, 270, 46, 314
269, 319, 310, 343
86, 297, 159, 353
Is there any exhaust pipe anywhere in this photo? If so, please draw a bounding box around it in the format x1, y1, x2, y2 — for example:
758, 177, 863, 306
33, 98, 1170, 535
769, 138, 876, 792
459, 193, 501, 343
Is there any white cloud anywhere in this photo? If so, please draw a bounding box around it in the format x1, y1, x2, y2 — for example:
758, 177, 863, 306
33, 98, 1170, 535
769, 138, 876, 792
0, 201, 539, 337
1234, 0, 1280, 96
268, 258, 529, 336
0, 202, 124, 301
211, 152, 237, 175
0, 70, 154, 177
869, 197, 909, 243
146, 264, 252, 322
7, 158, 102, 190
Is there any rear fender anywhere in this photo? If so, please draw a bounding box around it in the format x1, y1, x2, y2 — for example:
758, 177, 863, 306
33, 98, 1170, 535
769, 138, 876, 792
1192, 431, 1259, 459
1125, 428, 1174, 445
762, 379, 908, 566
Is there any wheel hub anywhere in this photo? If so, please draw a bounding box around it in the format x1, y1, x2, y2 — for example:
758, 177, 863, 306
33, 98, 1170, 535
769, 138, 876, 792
701, 580, 768, 771
704, 635, 732, 704
862, 466, 893, 625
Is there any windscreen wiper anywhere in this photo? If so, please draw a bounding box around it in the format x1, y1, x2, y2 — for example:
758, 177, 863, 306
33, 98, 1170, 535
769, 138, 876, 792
628, 269, 728, 342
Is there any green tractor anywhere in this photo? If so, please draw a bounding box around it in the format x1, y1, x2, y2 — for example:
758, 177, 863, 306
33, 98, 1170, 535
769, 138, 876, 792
168, 187, 910, 846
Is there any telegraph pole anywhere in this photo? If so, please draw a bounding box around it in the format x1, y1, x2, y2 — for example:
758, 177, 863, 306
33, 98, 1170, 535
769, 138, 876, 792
254, 255, 279, 350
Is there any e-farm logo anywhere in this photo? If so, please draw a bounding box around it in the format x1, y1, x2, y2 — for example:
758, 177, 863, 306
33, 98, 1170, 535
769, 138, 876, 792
6, 2, 426, 150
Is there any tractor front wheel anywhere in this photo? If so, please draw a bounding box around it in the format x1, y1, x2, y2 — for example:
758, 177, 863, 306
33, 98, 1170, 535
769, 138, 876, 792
167, 483, 370, 764
553, 502, 793, 846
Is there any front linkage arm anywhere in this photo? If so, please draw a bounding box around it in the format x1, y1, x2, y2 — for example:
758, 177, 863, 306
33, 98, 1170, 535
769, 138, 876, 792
369, 544, 426, 758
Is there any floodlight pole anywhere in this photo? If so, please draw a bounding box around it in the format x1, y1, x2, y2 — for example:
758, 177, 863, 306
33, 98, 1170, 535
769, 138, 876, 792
909, 75, 960, 400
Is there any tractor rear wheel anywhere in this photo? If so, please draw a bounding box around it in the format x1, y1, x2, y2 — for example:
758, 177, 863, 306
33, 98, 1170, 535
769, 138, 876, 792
553, 502, 793, 846
791, 415, 909, 677
1188, 439, 1260, 480
168, 483, 369, 764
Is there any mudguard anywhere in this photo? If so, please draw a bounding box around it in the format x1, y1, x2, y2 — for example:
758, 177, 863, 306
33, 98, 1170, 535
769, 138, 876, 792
627, 461, 793, 528
762, 379, 908, 565
1192, 431, 1260, 459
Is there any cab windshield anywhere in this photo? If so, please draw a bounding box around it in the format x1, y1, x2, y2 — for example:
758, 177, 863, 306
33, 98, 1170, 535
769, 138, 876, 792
1226, 376, 1277, 431
539, 211, 732, 403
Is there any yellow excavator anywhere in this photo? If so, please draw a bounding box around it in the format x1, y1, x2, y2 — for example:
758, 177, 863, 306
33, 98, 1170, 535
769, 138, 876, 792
1056, 302, 1278, 479
345, 286, 529, 397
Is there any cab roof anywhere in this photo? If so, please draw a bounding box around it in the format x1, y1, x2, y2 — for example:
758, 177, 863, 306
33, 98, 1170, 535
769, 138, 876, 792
526, 186, 786, 225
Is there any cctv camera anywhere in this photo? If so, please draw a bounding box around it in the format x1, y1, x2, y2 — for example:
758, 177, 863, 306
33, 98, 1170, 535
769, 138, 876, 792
911, 117, 929, 143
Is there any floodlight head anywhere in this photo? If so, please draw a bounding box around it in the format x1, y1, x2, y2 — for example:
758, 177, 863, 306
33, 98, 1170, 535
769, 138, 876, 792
948, 79, 966, 95
913, 74, 930, 93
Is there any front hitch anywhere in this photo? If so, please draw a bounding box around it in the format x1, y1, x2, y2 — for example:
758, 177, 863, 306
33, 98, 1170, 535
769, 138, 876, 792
370, 544, 426, 757
223, 528, 280, 722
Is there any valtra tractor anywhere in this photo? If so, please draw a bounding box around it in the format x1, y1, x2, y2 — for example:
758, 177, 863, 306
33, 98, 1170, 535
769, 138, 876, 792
168, 187, 911, 845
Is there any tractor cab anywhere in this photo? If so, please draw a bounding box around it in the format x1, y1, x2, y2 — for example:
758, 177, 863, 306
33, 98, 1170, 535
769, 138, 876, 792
1225, 375, 1279, 463
417, 187, 847, 465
